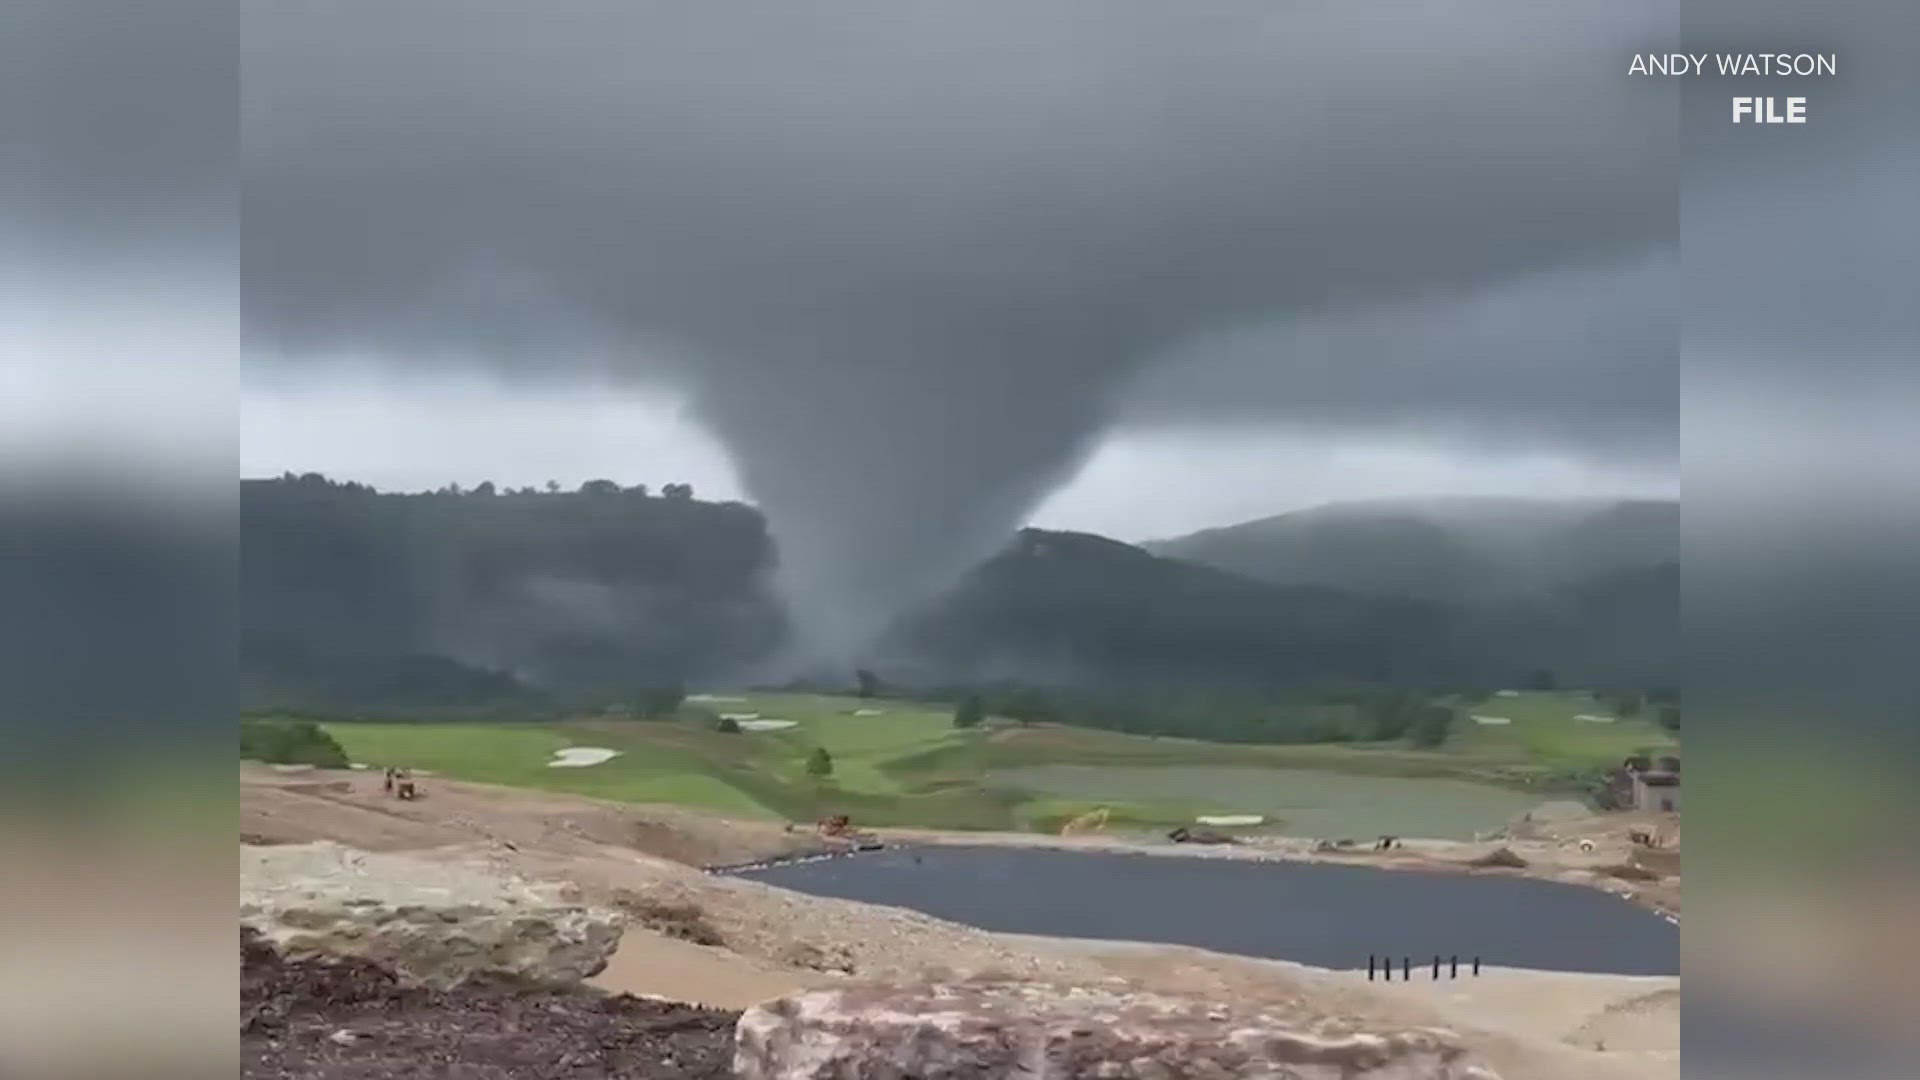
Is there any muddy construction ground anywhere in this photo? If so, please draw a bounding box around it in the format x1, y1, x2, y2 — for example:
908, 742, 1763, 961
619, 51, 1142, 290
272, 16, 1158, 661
240, 763, 1678, 1080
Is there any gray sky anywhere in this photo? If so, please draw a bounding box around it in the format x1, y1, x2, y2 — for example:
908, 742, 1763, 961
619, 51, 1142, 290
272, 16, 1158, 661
242, 0, 1680, 655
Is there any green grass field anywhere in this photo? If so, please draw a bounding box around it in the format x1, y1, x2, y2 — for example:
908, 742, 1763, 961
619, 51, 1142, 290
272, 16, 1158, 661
320, 720, 784, 817
294, 689, 1675, 836
1441, 691, 1677, 772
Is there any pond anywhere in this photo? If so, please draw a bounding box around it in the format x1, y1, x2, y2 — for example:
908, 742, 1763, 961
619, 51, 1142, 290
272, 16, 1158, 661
986, 765, 1541, 840
738, 845, 1677, 976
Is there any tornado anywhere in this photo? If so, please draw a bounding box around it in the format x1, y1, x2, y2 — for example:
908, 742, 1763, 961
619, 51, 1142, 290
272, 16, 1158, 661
244, 1, 1678, 665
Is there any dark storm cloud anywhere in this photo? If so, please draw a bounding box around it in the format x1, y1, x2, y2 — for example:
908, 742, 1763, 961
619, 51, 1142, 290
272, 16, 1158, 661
1122, 254, 1678, 465
244, 1, 1678, 659
4, 0, 231, 251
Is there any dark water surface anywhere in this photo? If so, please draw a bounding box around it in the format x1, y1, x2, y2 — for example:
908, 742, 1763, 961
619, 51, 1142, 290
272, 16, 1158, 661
738, 845, 1678, 976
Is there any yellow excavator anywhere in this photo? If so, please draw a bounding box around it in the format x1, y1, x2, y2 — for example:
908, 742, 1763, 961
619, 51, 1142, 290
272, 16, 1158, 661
1059, 806, 1110, 836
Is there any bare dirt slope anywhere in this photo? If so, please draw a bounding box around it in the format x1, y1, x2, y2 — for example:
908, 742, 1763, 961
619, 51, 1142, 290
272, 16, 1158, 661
241, 765, 1677, 1079
240, 763, 820, 867
1027, 939, 1677, 1080
241, 765, 1106, 1002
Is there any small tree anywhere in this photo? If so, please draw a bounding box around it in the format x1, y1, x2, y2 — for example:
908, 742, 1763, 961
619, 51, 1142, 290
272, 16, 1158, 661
1657, 704, 1680, 732
953, 694, 984, 729
240, 719, 349, 768
805, 746, 834, 778
855, 668, 881, 699
715, 715, 741, 734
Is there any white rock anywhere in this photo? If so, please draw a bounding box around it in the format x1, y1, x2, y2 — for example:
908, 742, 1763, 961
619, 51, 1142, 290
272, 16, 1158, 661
736, 979, 1498, 1079
240, 841, 623, 989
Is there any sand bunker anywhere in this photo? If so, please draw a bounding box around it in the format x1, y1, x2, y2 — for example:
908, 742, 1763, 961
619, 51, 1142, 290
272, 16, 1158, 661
719, 713, 761, 721
549, 747, 621, 768
852, 709, 884, 717
737, 719, 796, 732
1494, 689, 1521, 697
1471, 715, 1512, 725
688, 694, 746, 703
1195, 815, 1264, 827
1574, 714, 1617, 723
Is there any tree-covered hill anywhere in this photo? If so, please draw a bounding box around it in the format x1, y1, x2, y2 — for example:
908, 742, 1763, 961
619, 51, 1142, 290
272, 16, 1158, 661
242, 474, 782, 707
1146, 496, 1677, 607
241, 477, 1675, 711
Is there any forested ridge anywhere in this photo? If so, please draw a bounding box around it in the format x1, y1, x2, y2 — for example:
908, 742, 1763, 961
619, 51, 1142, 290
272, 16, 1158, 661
242, 473, 780, 709
242, 475, 1674, 720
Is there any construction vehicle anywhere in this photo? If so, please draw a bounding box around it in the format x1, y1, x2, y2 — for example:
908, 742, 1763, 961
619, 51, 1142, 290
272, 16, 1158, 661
1059, 806, 1109, 836
814, 813, 883, 851
1168, 826, 1233, 845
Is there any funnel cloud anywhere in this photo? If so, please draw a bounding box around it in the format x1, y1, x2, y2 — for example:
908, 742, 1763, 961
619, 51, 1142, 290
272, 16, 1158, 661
245, 2, 1677, 663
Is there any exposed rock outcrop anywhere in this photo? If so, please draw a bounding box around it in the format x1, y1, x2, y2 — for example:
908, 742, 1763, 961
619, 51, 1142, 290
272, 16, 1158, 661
240, 841, 622, 989
736, 978, 1499, 1079
1468, 846, 1529, 870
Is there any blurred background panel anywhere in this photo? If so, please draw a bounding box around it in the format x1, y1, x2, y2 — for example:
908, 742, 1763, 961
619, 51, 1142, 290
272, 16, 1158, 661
1, 2, 236, 1079
1683, 1, 1920, 1077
